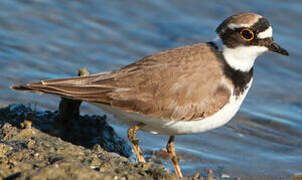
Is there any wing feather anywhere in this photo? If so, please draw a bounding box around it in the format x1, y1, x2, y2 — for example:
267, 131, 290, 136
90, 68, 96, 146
12, 43, 231, 121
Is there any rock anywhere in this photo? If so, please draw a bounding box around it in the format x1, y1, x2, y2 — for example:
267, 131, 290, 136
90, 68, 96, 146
0, 104, 187, 179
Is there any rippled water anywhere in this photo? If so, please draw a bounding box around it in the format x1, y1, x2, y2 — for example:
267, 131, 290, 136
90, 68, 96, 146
2, 0, 302, 178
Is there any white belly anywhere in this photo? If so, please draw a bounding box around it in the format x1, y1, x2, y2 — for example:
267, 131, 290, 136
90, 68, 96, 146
94, 80, 252, 135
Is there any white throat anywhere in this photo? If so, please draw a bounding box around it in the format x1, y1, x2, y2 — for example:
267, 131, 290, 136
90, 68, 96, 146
222, 45, 267, 72
213, 37, 268, 72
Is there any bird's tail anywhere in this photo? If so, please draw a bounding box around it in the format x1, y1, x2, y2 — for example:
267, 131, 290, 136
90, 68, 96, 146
10, 73, 113, 103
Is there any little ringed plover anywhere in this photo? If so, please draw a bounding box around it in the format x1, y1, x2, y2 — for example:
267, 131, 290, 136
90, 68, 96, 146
12, 12, 289, 177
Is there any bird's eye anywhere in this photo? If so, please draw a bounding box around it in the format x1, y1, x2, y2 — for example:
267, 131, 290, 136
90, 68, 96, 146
240, 28, 254, 41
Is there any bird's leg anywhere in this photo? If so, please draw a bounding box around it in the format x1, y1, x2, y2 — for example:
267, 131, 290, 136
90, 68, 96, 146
166, 136, 183, 177
127, 124, 145, 163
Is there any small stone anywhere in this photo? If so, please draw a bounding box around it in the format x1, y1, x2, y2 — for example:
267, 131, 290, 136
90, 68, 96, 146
92, 144, 104, 152
99, 162, 113, 172
27, 140, 36, 149
78, 68, 90, 76
0, 144, 12, 157
194, 172, 200, 179
206, 169, 214, 180
21, 119, 32, 129
90, 157, 101, 167
138, 161, 152, 171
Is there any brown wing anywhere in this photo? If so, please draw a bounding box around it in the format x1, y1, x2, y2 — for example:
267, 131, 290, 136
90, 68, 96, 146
12, 43, 231, 121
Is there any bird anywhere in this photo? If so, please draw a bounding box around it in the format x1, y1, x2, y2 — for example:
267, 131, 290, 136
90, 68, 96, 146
11, 12, 289, 177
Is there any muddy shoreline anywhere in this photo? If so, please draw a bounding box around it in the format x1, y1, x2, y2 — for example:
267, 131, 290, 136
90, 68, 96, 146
0, 104, 297, 180
0, 104, 196, 180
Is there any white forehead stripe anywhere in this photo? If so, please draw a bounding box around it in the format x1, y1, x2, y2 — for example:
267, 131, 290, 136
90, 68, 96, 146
228, 23, 251, 29
257, 26, 272, 39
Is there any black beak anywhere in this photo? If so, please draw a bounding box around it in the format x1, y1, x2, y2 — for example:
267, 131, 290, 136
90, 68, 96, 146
267, 41, 289, 56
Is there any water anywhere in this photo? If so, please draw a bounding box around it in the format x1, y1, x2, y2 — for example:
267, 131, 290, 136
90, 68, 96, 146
1, 0, 302, 178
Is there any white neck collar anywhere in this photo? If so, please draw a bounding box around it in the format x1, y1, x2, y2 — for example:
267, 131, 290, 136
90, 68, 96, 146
213, 36, 268, 72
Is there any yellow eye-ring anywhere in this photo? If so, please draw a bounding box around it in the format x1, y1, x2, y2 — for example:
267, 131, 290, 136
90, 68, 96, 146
240, 28, 254, 41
